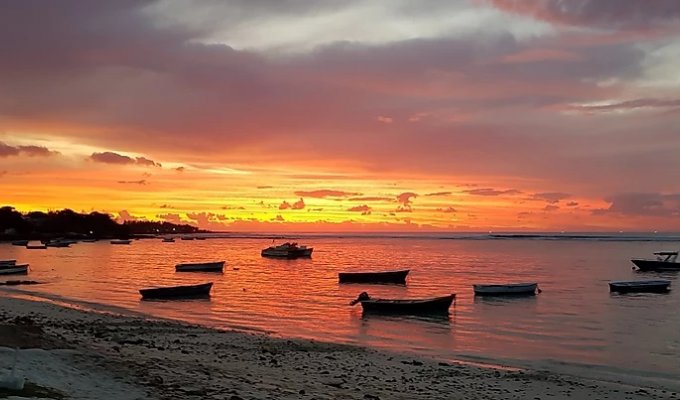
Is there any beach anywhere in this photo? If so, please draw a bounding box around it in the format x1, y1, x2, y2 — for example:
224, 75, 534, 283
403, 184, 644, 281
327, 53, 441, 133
0, 294, 674, 400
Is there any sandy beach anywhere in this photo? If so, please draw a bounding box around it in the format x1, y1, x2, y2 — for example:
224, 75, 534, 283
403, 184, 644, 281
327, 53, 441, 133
0, 294, 674, 399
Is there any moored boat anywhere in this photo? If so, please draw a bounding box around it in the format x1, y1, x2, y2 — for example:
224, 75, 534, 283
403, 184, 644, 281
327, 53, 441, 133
0, 263, 28, 275
110, 239, 132, 245
181, 236, 195, 241
339, 269, 409, 284
46, 240, 71, 247
473, 283, 539, 296
11, 240, 29, 246
0, 260, 17, 266
175, 261, 225, 272
162, 237, 176, 243
26, 243, 47, 249
350, 292, 455, 315
261, 242, 313, 259
140, 282, 213, 299
609, 280, 671, 293
631, 251, 680, 271
81, 238, 98, 243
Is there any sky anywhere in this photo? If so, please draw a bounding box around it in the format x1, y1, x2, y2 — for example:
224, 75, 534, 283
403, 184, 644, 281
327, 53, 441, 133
1, 0, 679, 232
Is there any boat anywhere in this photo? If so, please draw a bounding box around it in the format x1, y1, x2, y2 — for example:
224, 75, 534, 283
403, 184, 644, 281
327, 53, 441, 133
195, 237, 206, 241
0, 264, 28, 275
175, 261, 225, 272
631, 251, 680, 271
609, 280, 671, 293
180, 236, 195, 241
473, 283, 539, 296
11, 240, 28, 246
261, 242, 313, 259
350, 292, 455, 315
81, 238, 98, 243
338, 269, 409, 284
139, 282, 213, 299
26, 243, 47, 249
110, 239, 132, 245
46, 240, 70, 247
162, 237, 175, 243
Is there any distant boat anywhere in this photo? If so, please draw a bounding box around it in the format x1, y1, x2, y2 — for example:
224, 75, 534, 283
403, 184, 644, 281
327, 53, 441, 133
609, 280, 671, 293
46, 240, 70, 248
0, 263, 28, 275
473, 283, 539, 296
175, 261, 225, 272
26, 243, 47, 249
162, 238, 175, 243
0, 260, 17, 266
338, 269, 409, 284
181, 236, 195, 241
631, 251, 680, 271
350, 291, 455, 315
140, 282, 213, 300
110, 239, 132, 245
261, 242, 313, 259
11, 240, 28, 246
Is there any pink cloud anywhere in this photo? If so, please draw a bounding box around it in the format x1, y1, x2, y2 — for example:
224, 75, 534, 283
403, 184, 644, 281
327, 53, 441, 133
348, 204, 372, 215
464, 188, 522, 196
117, 179, 148, 185
279, 198, 305, 210
294, 189, 361, 198
0, 142, 59, 157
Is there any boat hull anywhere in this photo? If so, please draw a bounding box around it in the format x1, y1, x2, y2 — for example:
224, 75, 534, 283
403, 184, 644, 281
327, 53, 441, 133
360, 294, 455, 315
261, 248, 313, 259
473, 283, 538, 296
609, 280, 671, 293
140, 282, 213, 299
175, 261, 225, 272
0, 265, 28, 275
339, 269, 409, 284
110, 240, 131, 245
631, 259, 680, 271
11, 240, 28, 246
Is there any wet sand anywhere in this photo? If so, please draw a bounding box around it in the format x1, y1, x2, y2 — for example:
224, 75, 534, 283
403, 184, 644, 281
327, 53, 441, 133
0, 295, 675, 399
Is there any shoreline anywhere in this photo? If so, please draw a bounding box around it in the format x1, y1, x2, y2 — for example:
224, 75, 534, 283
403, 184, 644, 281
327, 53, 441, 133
0, 294, 675, 399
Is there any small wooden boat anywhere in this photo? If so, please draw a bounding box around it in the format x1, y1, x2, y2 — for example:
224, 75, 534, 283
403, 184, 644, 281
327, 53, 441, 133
162, 237, 175, 243
0, 260, 17, 266
339, 269, 409, 284
26, 243, 47, 249
175, 261, 225, 272
11, 240, 28, 246
350, 292, 455, 314
0, 264, 28, 275
473, 283, 539, 296
631, 251, 680, 271
110, 239, 132, 245
609, 280, 671, 293
140, 282, 213, 299
261, 242, 313, 259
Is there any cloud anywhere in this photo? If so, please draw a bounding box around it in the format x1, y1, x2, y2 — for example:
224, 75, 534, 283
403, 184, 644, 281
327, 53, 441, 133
348, 196, 393, 202
397, 192, 418, 205
159, 204, 173, 209
257, 185, 273, 189
117, 209, 140, 222
221, 205, 245, 210
89, 152, 160, 167
0, 142, 59, 157
594, 193, 680, 217
274, 214, 285, 221
424, 191, 452, 197
569, 98, 680, 114
464, 188, 522, 196
117, 179, 148, 185
566, 201, 579, 207
395, 206, 412, 213
530, 192, 570, 204
294, 189, 361, 198
175, 166, 185, 172
279, 198, 305, 210
158, 213, 182, 224
377, 116, 393, 124
491, 0, 680, 31
436, 206, 457, 213
544, 204, 559, 211
348, 204, 372, 215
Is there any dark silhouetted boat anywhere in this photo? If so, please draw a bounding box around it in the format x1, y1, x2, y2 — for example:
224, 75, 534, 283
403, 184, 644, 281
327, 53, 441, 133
473, 282, 539, 296
26, 243, 47, 249
350, 292, 454, 314
162, 237, 175, 243
261, 242, 313, 259
46, 240, 71, 247
631, 251, 680, 271
139, 282, 213, 299
11, 240, 28, 246
0, 263, 28, 275
110, 239, 132, 245
175, 261, 225, 272
0, 260, 16, 266
181, 236, 195, 241
609, 280, 671, 293
339, 269, 409, 284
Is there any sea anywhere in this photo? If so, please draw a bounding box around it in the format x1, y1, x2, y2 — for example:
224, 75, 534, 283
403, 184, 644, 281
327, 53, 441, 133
2, 232, 680, 387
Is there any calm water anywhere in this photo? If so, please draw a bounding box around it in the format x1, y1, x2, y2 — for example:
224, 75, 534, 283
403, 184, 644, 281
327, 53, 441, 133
2, 235, 680, 381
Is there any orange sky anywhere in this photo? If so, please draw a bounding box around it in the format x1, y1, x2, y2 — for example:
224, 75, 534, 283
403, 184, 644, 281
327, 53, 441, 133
1, 0, 679, 232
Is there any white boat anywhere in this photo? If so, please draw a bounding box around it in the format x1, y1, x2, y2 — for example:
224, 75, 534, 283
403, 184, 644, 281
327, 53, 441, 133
26, 242, 47, 249
0, 264, 28, 275
0, 260, 17, 266
261, 242, 313, 259
110, 239, 132, 245
473, 282, 539, 296
175, 261, 225, 272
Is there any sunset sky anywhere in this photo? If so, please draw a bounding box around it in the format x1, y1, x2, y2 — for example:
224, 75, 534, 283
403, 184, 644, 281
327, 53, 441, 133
1, 0, 679, 231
